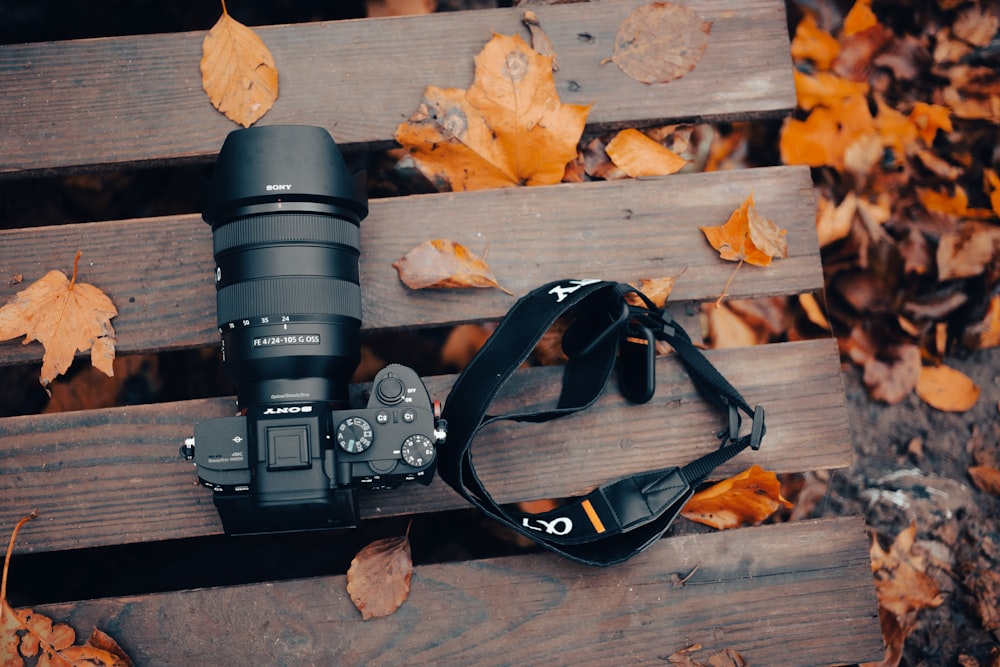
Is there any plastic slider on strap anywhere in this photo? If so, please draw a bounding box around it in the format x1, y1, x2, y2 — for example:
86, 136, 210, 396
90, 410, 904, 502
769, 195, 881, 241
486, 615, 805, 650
750, 405, 766, 450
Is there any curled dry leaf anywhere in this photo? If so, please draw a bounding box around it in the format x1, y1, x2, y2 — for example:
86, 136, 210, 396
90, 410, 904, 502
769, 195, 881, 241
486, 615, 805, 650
605, 2, 712, 84
915, 364, 980, 412
605, 129, 688, 177
396, 33, 589, 191
346, 534, 413, 620
2, 512, 132, 666
868, 523, 944, 664
393, 239, 512, 294
201, 1, 278, 128
0, 251, 117, 389
680, 465, 793, 530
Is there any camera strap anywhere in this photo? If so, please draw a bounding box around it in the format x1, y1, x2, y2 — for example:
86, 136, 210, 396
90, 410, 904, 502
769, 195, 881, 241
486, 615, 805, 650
438, 279, 765, 566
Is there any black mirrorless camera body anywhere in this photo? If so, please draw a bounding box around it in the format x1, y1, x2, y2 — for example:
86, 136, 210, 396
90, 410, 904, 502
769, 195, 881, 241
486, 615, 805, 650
182, 125, 442, 535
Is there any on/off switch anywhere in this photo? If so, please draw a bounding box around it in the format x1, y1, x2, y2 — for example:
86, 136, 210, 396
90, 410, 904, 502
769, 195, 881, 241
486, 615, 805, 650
375, 375, 405, 405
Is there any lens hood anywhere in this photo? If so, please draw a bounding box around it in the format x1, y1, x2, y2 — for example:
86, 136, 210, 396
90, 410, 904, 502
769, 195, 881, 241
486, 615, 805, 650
203, 125, 368, 226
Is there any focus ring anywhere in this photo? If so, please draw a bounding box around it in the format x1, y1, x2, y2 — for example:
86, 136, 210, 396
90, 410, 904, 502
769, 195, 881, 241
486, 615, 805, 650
217, 277, 361, 325
213, 213, 360, 255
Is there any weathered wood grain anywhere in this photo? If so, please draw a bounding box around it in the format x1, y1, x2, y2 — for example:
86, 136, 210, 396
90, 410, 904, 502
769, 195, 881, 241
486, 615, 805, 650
0, 0, 795, 177
0, 339, 850, 554
0, 166, 820, 367
34, 517, 882, 666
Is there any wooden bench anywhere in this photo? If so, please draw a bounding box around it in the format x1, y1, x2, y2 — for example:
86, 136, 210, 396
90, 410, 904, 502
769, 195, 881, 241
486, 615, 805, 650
0, 1, 883, 664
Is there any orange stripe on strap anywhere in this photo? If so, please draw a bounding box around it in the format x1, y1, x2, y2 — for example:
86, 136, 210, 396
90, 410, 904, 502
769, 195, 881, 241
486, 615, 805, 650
581, 499, 606, 534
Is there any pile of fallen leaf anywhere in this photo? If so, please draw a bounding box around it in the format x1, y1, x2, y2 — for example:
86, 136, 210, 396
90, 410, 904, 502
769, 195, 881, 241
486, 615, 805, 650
782, 0, 1000, 665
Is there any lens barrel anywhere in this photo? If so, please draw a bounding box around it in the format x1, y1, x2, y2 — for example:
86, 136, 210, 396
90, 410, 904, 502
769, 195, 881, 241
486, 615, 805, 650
203, 126, 368, 407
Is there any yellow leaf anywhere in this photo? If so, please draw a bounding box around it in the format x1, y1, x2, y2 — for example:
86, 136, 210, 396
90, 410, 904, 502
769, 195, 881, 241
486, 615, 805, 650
985, 169, 1000, 219
790, 13, 841, 70
605, 129, 688, 177
200, 1, 279, 128
793, 70, 870, 112
843, 0, 879, 37
909, 102, 953, 145
0, 252, 117, 388
935, 220, 1000, 280
916, 364, 980, 412
396, 34, 589, 191
680, 465, 793, 530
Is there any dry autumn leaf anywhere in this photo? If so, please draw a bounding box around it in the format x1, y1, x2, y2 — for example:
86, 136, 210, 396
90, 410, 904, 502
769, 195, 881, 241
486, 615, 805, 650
968, 465, 1000, 497
627, 271, 686, 309
867, 523, 944, 665
605, 129, 688, 177
346, 533, 413, 620
700, 192, 788, 305
393, 239, 512, 294
605, 2, 712, 84
396, 33, 589, 191
680, 465, 793, 530
2, 512, 132, 667
201, 0, 278, 128
915, 364, 980, 412
0, 251, 117, 389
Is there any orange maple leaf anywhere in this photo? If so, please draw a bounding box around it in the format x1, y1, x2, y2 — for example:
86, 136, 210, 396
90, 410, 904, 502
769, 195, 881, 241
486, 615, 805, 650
700, 193, 788, 305
395, 33, 590, 191
201, 0, 278, 128
680, 465, 793, 530
0, 252, 117, 388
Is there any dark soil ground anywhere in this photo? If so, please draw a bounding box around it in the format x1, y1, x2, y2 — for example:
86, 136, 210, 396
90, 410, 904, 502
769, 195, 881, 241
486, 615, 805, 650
1, 2, 999, 666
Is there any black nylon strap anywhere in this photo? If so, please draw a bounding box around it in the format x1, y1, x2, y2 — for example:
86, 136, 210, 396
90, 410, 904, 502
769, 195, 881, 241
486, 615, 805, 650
438, 279, 766, 566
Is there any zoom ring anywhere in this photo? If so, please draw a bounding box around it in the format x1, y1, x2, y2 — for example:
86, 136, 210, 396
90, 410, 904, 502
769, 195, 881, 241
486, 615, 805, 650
217, 277, 362, 326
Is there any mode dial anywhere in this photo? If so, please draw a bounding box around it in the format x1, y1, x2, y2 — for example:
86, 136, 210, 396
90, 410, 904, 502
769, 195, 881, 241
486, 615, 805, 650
336, 417, 373, 454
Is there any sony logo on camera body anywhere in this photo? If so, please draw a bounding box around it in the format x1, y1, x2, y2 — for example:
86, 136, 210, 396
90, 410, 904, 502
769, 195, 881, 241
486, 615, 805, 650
262, 405, 313, 415
265, 184, 292, 191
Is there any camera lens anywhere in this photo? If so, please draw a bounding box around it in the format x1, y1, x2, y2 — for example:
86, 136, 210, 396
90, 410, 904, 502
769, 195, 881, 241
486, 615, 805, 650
203, 126, 368, 407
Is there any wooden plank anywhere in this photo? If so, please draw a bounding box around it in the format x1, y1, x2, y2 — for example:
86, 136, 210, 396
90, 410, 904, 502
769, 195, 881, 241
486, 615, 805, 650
33, 517, 883, 666
0, 0, 796, 176
0, 338, 850, 553
0, 166, 820, 366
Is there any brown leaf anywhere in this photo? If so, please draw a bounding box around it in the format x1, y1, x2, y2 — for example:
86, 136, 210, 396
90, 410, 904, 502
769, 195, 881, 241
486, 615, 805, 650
0, 252, 117, 389
396, 34, 589, 191
365, 0, 435, 18
680, 465, 793, 530
969, 465, 1000, 497
84, 629, 133, 667
521, 11, 559, 70
605, 129, 688, 177
346, 535, 413, 620
393, 240, 512, 294
605, 2, 712, 84
201, 1, 278, 128
916, 364, 980, 412
869, 524, 943, 621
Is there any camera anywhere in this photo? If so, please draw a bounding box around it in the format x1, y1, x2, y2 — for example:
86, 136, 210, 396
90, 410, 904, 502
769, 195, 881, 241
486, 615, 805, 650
182, 125, 442, 535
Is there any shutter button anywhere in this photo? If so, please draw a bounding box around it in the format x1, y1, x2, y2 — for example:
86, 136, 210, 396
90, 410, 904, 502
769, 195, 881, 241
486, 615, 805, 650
376, 376, 405, 405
